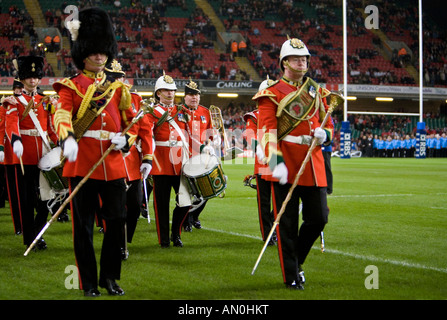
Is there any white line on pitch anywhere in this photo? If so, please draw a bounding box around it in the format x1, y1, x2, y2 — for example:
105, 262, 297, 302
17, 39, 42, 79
240, 192, 447, 200
203, 227, 447, 274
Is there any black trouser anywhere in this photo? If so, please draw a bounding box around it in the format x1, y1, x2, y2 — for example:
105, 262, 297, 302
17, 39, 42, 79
5, 165, 21, 234
152, 175, 190, 246
256, 175, 273, 241
69, 177, 126, 291
323, 151, 333, 194
273, 183, 329, 284
16, 165, 49, 246
185, 199, 208, 226
125, 179, 142, 244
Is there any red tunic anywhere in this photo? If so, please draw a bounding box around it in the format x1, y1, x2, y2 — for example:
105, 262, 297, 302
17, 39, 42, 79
256, 78, 333, 186
4, 92, 57, 165
123, 92, 154, 181
53, 73, 138, 181
148, 103, 188, 176
181, 104, 214, 157
0, 104, 5, 159
243, 110, 264, 176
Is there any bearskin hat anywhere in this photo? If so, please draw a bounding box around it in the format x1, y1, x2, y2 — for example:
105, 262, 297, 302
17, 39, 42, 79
68, 7, 117, 71
16, 56, 44, 80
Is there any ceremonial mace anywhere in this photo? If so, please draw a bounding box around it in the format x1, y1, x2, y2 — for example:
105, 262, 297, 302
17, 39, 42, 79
251, 92, 343, 274
24, 98, 156, 256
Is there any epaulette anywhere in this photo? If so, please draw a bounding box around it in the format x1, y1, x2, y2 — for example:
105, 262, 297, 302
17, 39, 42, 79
243, 110, 258, 123
321, 87, 331, 98
53, 78, 78, 92
252, 88, 276, 101
267, 79, 279, 88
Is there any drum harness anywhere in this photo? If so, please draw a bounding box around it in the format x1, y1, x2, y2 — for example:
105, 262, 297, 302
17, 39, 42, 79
17, 95, 52, 152
17, 95, 66, 213
154, 105, 190, 157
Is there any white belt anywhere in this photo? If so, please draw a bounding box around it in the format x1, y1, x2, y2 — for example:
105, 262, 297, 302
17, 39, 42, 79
20, 129, 47, 137
83, 130, 117, 140
155, 140, 183, 147
282, 134, 313, 145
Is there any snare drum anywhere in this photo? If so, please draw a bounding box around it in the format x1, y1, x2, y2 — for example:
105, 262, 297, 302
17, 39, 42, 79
182, 154, 226, 200
38, 147, 68, 193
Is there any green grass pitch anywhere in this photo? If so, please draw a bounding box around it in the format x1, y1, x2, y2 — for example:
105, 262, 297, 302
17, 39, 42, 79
0, 157, 446, 303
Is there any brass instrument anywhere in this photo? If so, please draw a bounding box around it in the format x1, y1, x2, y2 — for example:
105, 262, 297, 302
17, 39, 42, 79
209, 104, 244, 160
209, 104, 229, 150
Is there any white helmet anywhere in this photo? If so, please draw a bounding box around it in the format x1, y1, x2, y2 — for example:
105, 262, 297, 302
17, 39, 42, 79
154, 71, 177, 98
279, 38, 310, 71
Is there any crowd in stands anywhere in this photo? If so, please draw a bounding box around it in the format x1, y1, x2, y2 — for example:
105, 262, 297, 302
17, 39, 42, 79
1, 0, 446, 87
329, 111, 447, 158
0, 5, 57, 77
26, 0, 445, 87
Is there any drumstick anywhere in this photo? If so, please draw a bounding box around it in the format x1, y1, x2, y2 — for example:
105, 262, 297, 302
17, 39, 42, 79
19, 157, 24, 175
204, 142, 212, 169
204, 153, 211, 169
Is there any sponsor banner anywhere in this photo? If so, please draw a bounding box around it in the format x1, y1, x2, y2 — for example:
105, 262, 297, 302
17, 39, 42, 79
337, 83, 447, 97
2, 77, 446, 98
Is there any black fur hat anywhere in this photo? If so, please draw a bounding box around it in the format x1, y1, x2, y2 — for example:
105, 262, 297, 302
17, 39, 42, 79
16, 56, 44, 80
68, 7, 117, 71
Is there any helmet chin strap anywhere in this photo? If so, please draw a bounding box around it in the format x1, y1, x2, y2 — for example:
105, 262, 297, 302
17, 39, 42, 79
158, 91, 174, 102
283, 60, 308, 73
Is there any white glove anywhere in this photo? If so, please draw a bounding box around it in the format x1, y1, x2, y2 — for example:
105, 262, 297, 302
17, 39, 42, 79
63, 137, 78, 162
140, 163, 152, 180
111, 132, 127, 150
202, 144, 215, 156
0, 151, 4, 162
314, 127, 327, 145
4, 95, 18, 105
256, 144, 265, 162
272, 162, 288, 185
13, 140, 23, 158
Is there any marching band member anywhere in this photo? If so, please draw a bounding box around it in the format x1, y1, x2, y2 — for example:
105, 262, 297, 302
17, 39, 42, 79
147, 72, 190, 248
245, 77, 277, 245
181, 79, 215, 231
53, 7, 138, 297
105, 60, 154, 259
1, 79, 23, 235
255, 38, 334, 290
4, 56, 58, 250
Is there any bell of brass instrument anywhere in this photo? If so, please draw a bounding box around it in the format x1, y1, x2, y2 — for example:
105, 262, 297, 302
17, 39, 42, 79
209, 104, 230, 152
209, 104, 244, 160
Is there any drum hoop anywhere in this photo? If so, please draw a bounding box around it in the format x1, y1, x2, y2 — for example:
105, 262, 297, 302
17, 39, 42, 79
38, 146, 63, 171
182, 154, 220, 177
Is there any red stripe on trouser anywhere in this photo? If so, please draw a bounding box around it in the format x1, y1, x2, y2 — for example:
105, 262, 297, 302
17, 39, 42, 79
271, 186, 287, 283
255, 177, 265, 240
